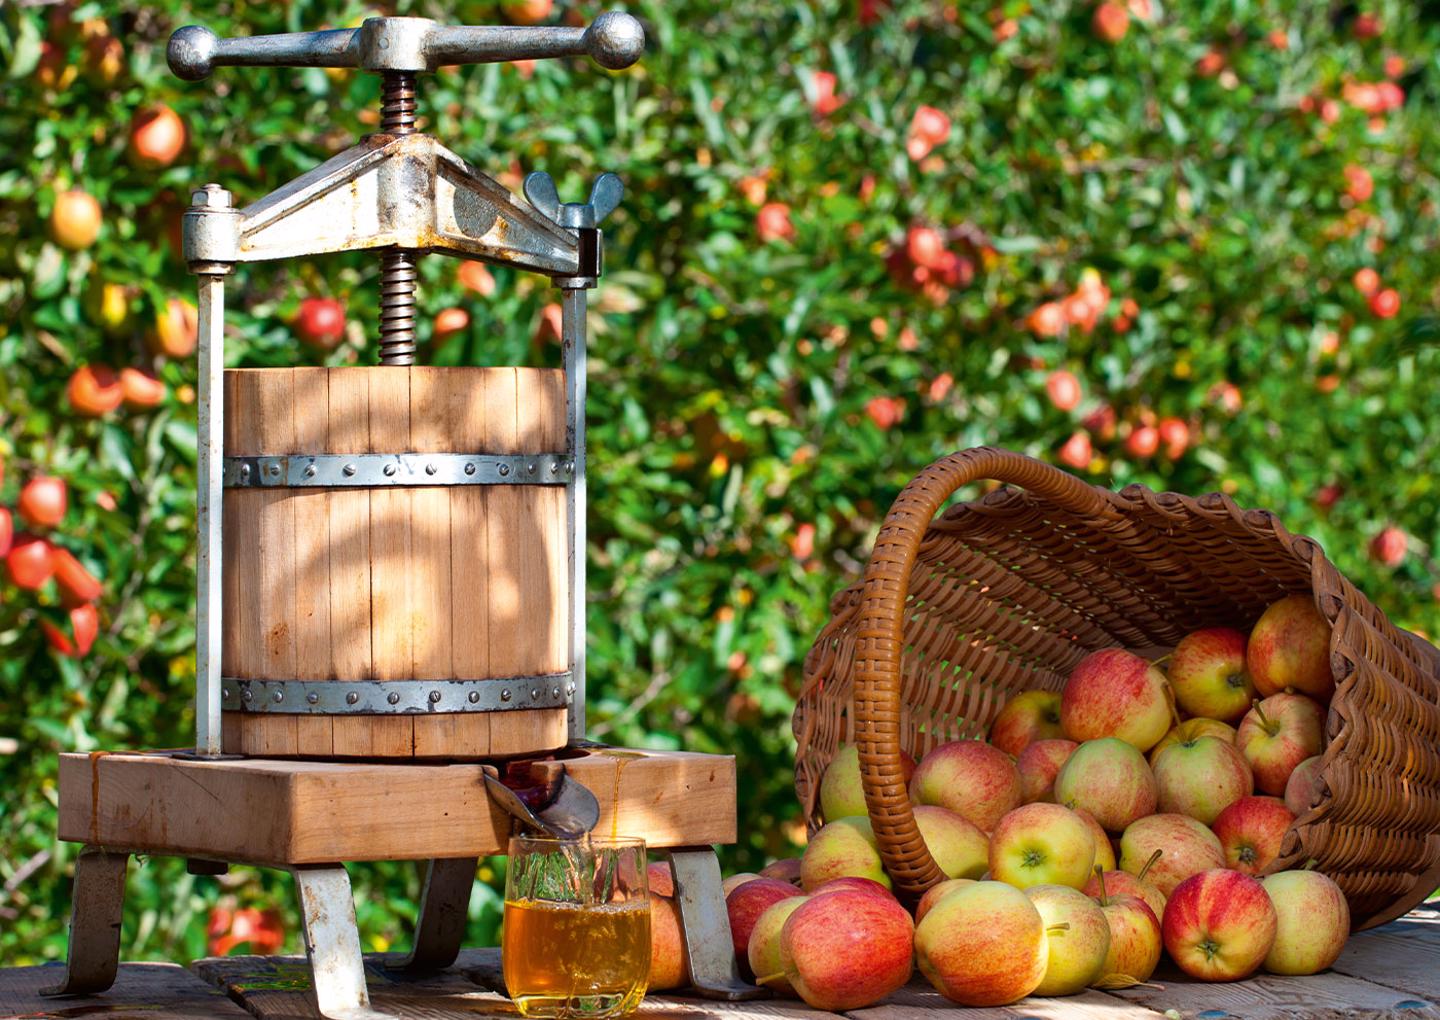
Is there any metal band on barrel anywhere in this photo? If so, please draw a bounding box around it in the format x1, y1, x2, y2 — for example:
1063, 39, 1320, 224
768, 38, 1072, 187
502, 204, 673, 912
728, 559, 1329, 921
221, 675, 574, 713
223, 453, 572, 488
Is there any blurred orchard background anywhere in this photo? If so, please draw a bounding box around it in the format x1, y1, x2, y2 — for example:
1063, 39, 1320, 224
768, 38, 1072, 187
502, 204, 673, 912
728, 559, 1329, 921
3, 0, 1440, 965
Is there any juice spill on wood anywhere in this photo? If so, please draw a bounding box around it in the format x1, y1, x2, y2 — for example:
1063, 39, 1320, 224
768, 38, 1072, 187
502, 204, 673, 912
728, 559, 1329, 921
502, 898, 650, 1018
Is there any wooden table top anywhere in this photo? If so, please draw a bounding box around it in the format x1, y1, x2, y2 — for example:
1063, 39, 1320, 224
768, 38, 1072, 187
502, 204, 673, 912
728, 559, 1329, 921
5, 909, 1439, 1020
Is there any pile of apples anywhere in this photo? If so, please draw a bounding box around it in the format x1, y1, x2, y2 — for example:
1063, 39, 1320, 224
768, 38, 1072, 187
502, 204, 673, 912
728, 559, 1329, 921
653, 594, 1350, 1008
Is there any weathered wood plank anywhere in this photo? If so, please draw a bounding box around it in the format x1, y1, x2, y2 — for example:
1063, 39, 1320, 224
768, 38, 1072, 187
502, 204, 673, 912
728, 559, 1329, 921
292, 368, 334, 757
0, 962, 253, 1020
1331, 916, 1440, 1002
852, 984, 1163, 1019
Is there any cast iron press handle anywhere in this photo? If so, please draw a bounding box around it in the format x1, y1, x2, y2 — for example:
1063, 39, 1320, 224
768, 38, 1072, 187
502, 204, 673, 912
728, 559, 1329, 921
167, 11, 645, 80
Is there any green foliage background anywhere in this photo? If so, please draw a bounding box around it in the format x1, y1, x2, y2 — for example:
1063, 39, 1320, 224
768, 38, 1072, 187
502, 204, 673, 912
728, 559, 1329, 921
3, 0, 1440, 964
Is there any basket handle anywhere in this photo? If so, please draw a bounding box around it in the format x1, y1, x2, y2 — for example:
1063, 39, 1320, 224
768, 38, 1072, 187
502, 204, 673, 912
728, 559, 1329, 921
853, 447, 1114, 900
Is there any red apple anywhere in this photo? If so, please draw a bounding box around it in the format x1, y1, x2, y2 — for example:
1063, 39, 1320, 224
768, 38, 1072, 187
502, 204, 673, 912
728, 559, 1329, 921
1017, 738, 1076, 803
120, 366, 167, 409
1074, 809, 1117, 871
756, 202, 794, 243
819, 743, 915, 822
53, 547, 102, 606
1058, 431, 1092, 470
0, 509, 11, 558
988, 690, 1065, 755
747, 896, 808, 995
1061, 648, 1174, 752
910, 740, 1022, 832
1370, 526, 1407, 566
800, 816, 889, 890
1094, 890, 1161, 988
432, 306, 470, 342
1027, 301, 1066, 337
1370, 287, 1401, 318
1169, 627, 1256, 722
1261, 870, 1350, 975
458, 260, 496, 296
1152, 736, 1254, 825
915, 881, 1047, 1006
722, 873, 762, 896
295, 297, 347, 350
1237, 693, 1325, 795
914, 805, 990, 881
1125, 425, 1160, 459
50, 189, 102, 250
990, 803, 1096, 890
129, 104, 186, 168
43, 602, 99, 658
727, 878, 805, 970
915, 878, 975, 923
1119, 814, 1225, 897
1212, 796, 1295, 876
149, 297, 198, 359
648, 893, 688, 990
1353, 267, 1381, 295
503, 0, 553, 25
779, 889, 914, 1009
7, 534, 55, 590
1158, 416, 1189, 460
759, 858, 803, 886
1093, 2, 1130, 43
1163, 869, 1277, 981
1025, 884, 1111, 995
1149, 717, 1237, 763
1084, 864, 1166, 922
906, 225, 946, 269
68, 364, 124, 417
19, 476, 67, 529
1247, 595, 1334, 701
811, 876, 893, 900
1284, 755, 1324, 816
1045, 370, 1082, 412
1053, 737, 1157, 832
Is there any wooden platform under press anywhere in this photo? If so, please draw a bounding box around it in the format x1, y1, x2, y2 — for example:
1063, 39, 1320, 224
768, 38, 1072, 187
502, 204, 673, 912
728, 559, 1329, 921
57, 747, 735, 864
7, 910, 1439, 1020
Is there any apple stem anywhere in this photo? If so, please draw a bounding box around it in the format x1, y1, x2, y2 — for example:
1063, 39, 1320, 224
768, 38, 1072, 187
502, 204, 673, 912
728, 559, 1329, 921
1302, 857, 1321, 871
1163, 681, 1183, 728
1047, 922, 1071, 934
1137, 848, 1163, 883
1095, 865, 1109, 906
1252, 697, 1272, 730
754, 972, 787, 987
1150, 653, 1173, 668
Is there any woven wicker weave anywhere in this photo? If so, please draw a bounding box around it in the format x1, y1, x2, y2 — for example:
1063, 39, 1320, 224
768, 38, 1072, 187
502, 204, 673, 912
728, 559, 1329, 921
794, 446, 1440, 930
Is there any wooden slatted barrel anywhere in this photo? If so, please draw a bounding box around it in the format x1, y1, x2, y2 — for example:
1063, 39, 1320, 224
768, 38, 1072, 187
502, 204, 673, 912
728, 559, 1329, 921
219, 366, 571, 759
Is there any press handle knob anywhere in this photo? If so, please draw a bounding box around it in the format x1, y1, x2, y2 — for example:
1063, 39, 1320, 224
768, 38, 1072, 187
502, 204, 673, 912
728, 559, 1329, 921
524, 172, 624, 229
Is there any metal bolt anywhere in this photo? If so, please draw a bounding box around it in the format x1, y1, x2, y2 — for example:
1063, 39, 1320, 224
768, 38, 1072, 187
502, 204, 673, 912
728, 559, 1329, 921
498, 463, 511, 477
387, 691, 400, 705
563, 460, 575, 474
468, 690, 480, 704
304, 464, 317, 479
531, 687, 540, 700
190, 183, 233, 209
343, 463, 357, 477
464, 462, 476, 476
501, 688, 512, 702
268, 463, 281, 476
242, 689, 253, 702
550, 461, 560, 474
566, 683, 575, 697
346, 691, 359, 705
528, 462, 538, 475
425, 462, 437, 476
551, 686, 561, 698
383, 463, 398, 477
428, 690, 441, 703
273, 690, 284, 703
307, 691, 320, 704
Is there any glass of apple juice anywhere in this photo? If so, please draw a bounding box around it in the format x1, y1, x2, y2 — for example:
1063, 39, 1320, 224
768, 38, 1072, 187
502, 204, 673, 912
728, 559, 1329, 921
502, 834, 651, 1019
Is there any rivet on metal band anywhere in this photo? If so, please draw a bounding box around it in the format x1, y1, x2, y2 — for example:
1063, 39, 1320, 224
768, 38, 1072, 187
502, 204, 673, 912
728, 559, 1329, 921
223, 453, 573, 488
220, 675, 573, 714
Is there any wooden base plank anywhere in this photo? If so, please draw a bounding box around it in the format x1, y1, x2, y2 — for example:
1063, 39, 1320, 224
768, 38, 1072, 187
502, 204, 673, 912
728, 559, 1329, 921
852, 985, 1164, 1019
0, 962, 253, 1020
1330, 915, 1440, 1003
57, 746, 736, 864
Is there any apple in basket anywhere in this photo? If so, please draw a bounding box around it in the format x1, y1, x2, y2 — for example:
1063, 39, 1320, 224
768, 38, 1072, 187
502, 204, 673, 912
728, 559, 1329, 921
1025, 884, 1112, 995
1247, 594, 1335, 702
799, 816, 890, 890
1237, 693, 1325, 795
1262, 870, 1351, 975
1061, 649, 1173, 752
914, 805, 991, 880
1149, 717, 1237, 763
778, 889, 914, 1010
1089, 870, 1163, 989
1152, 736, 1254, 825
988, 690, 1066, 755
726, 879, 804, 968
819, 744, 917, 823
915, 881, 1049, 1006
1017, 738, 1077, 804
1168, 627, 1257, 723
1284, 755, 1325, 815
1163, 869, 1278, 981
1212, 796, 1296, 876
910, 740, 1022, 832
1053, 737, 1157, 832
990, 803, 1096, 890
1119, 814, 1225, 897
747, 896, 809, 996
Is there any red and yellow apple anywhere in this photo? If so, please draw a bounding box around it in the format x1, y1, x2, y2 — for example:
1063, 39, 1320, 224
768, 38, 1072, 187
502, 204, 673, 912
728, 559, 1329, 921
1149, 717, 1237, 763
1169, 627, 1256, 722
747, 896, 808, 995
1162, 869, 1278, 981
915, 879, 975, 923
648, 893, 688, 990
727, 878, 805, 968
1074, 808, 1116, 871
1261, 870, 1350, 975
1237, 693, 1325, 795
1025, 884, 1111, 996
914, 805, 990, 880
1284, 755, 1325, 816
1247, 595, 1334, 701
910, 740, 1022, 833
800, 816, 889, 890
779, 889, 914, 1009
1212, 796, 1295, 876
1094, 891, 1161, 988
1152, 736, 1254, 825
1053, 737, 1158, 832
1119, 814, 1225, 897
1017, 738, 1076, 803
722, 873, 761, 895
1084, 863, 1165, 921
759, 858, 803, 885
990, 803, 1096, 890
50, 189, 103, 250
915, 881, 1048, 1006
811, 876, 893, 899
1061, 649, 1173, 752
819, 743, 917, 822
989, 690, 1065, 755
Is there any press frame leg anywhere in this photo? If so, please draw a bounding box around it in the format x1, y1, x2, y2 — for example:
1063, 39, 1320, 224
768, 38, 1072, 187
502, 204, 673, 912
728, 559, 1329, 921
385, 857, 477, 973
41, 846, 129, 997
292, 864, 400, 1020
666, 846, 765, 1001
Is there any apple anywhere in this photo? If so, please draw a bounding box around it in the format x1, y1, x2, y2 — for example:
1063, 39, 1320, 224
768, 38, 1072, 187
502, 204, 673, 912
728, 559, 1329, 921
1169, 628, 1256, 722
1059, 431, 1092, 470
1149, 717, 1237, 763
1354, 267, 1381, 295
1017, 738, 1076, 803
989, 803, 1096, 890
811, 876, 893, 899
1370, 526, 1407, 567
120, 367, 166, 410
647, 861, 674, 897
1119, 814, 1224, 897
647, 893, 688, 990
1262, 870, 1350, 975
67, 364, 123, 417
295, 297, 347, 350
433, 307, 470, 342
503, 0, 553, 25
1370, 288, 1401, 318
1061, 648, 1173, 752
1212, 796, 1295, 876
1158, 416, 1189, 459
129, 104, 187, 168
906, 225, 946, 269
1088, 869, 1163, 989
50, 189, 102, 250
779, 889, 914, 1010
1237, 693, 1325, 795
747, 896, 808, 995
87, 280, 131, 335
1125, 425, 1159, 459
915, 878, 974, 923
988, 690, 1065, 755
910, 740, 1022, 832
756, 202, 794, 243
722, 873, 761, 896
0, 509, 10, 559
1045, 371, 1082, 413
1163, 869, 1278, 981
727, 878, 804, 970
1093, 2, 1130, 43
1084, 863, 1166, 922
19, 476, 67, 530
915, 881, 1048, 1005
800, 816, 889, 891
43, 603, 100, 658
914, 805, 990, 880
1053, 737, 1157, 832
459, 260, 496, 296
149, 298, 198, 359
1025, 885, 1111, 996
1152, 736, 1253, 825
1074, 809, 1117, 871
759, 858, 803, 885
53, 548, 102, 606
1284, 755, 1325, 816
820, 744, 916, 822
1247, 594, 1334, 701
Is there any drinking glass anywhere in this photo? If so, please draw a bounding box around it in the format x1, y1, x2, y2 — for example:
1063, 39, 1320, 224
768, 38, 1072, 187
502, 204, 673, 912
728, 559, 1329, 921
502, 835, 650, 1019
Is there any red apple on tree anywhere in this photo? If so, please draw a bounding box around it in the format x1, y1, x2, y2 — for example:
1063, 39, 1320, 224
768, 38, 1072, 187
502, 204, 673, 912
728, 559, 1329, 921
1119, 814, 1224, 897
1017, 738, 1076, 803
129, 104, 187, 168
53, 547, 102, 605
1169, 627, 1256, 722
7, 534, 56, 590
1053, 737, 1158, 833
1152, 736, 1254, 825
915, 881, 1048, 1006
910, 740, 1022, 832
988, 690, 1065, 755
1163, 869, 1278, 981
1370, 526, 1407, 566
990, 803, 1096, 890
1092, 2, 1130, 43
1125, 425, 1160, 459
1370, 287, 1401, 318
1261, 870, 1350, 975
19, 476, 67, 529
1284, 755, 1324, 815
779, 889, 914, 1009
1247, 594, 1334, 701
1212, 796, 1295, 876
905, 225, 946, 269
1058, 430, 1092, 470
68, 364, 124, 417
295, 297, 347, 350
1353, 267, 1380, 295
756, 202, 794, 243
120, 367, 167, 409
50, 189, 103, 251
0, 508, 11, 558
1045, 370, 1082, 412
1237, 693, 1325, 795
1061, 648, 1174, 752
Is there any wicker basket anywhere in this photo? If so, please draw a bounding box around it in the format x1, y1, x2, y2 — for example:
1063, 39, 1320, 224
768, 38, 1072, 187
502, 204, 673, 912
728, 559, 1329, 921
793, 446, 1440, 930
